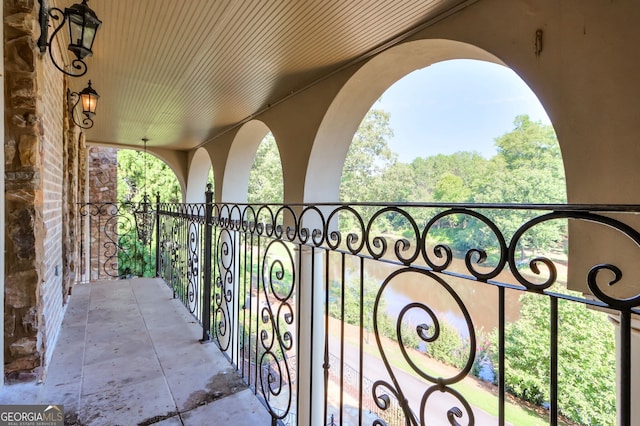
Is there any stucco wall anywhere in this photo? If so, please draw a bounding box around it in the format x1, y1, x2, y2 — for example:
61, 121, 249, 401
197, 0, 640, 298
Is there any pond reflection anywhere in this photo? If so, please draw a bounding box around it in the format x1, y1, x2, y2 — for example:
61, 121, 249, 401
327, 254, 523, 337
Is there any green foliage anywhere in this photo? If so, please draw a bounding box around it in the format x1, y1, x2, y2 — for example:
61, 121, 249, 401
375, 162, 416, 203
411, 151, 489, 202
335, 112, 568, 257
495, 115, 563, 175
433, 172, 471, 202
418, 116, 567, 255
116, 149, 179, 276
247, 133, 284, 204
424, 320, 468, 369
471, 116, 567, 253
328, 277, 393, 336
117, 231, 155, 277
340, 109, 399, 203
117, 149, 182, 203
491, 291, 616, 425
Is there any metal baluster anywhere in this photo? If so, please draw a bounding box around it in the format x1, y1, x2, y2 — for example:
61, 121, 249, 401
200, 184, 213, 343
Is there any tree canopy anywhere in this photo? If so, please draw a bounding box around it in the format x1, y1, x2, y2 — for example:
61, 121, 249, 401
340, 109, 397, 202
117, 149, 182, 203
247, 133, 284, 204
338, 112, 565, 206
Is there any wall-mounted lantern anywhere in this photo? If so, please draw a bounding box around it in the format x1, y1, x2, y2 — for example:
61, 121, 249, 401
68, 80, 99, 129
38, 0, 102, 77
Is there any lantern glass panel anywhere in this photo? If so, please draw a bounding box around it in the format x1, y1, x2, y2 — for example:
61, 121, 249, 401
68, 12, 85, 46
81, 93, 97, 116
82, 26, 97, 50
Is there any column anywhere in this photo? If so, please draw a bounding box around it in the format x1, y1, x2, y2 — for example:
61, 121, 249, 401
296, 245, 325, 426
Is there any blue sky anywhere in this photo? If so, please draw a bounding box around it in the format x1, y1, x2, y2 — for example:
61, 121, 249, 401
375, 59, 551, 163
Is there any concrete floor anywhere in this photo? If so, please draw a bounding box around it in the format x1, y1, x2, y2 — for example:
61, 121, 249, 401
0, 278, 272, 425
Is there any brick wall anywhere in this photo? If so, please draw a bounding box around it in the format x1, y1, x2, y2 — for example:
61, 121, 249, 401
63, 123, 82, 301
39, 40, 66, 371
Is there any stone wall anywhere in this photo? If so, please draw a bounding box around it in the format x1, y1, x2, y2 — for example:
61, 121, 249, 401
3, 0, 80, 382
4, 0, 46, 383
88, 147, 117, 203
87, 146, 117, 280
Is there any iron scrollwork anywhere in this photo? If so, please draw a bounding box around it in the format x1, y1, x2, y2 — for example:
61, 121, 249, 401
78, 202, 148, 280
213, 226, 234, 351
258, 239, 295, 420
150, 201, 640, 425
371, 269, 476, 426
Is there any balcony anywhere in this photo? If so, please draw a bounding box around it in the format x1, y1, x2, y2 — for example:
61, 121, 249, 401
6, 199, 639, 425
0, 277, 270, 425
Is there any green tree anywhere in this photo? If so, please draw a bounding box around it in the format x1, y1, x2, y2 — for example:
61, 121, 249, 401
433, 172, 471, 202
116, 149, 182, 277
377, 162, 416, 203
410, 152, 488, 202
117, 149, 182, 203
492, 291, 616, 425
474, 116, 565, 205
495, 115, 562, 174
247, 133, 284, 204
340, 109, 397, 202
472, 116, 567, 254
419, 116, 566, 255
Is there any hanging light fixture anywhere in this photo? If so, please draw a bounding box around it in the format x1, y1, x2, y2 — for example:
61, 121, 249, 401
132, 138, 155, 246
67, 80, 99, 129
38, 0, 102, 77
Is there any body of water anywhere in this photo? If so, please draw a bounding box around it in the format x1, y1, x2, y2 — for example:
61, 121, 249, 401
327, 254, 523, 339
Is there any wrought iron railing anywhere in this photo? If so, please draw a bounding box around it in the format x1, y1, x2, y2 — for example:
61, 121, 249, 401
157, 202, 206, 321
78, 201, 156, 281
81, 194, 640, 425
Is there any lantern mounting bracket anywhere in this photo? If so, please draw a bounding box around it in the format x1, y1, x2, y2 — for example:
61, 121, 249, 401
67, 80, 99, 129
37, 0, 102, 78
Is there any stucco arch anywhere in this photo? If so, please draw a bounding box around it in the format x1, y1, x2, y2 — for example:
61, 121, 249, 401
304, 39, 509, 203
186, 147, 213, 203
221, 120, 271, 203
88, 142, 188, 201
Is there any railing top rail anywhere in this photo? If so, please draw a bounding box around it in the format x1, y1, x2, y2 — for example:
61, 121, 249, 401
154, 200, 640, 312
80, 200, 640, 211
214, 202, 640, 213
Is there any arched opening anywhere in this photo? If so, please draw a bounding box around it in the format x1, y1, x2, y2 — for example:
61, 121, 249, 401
338, 59, 565, 204
247, 132, 283, 204
221, 120, 271, 203
309, 40, 617, 426
305, 39, 505, 203
186, 147, 214, 203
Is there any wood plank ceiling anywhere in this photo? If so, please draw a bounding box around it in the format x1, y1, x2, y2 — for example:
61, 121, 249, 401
54, 0, 475, 150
